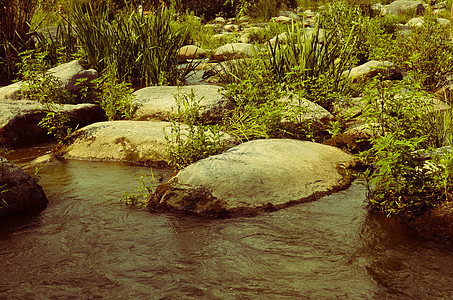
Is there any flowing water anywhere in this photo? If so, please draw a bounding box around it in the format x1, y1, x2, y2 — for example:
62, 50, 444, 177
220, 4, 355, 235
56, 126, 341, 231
1, 145, 453, 299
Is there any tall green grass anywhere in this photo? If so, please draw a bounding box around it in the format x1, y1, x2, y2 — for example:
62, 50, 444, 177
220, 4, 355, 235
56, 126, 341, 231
268, 20, 356, 110
0, 0, 37, 83
69, 3, 195, 86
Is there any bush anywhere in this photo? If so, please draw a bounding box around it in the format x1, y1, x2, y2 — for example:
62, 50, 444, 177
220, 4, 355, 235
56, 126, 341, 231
174, 0, 296, 20
18, 50, 76, 141
319, 0, 395, 65
387, 16, 453, 91
358, 76, 453, 215
165, 90, 232, 169
94, 65, 139, 121
220, 57, 290, 141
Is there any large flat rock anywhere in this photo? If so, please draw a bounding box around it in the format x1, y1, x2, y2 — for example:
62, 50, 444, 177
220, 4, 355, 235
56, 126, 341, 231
0, 100, 105, 148
133, 85, 235, 124
54, 120, 236, 166
150, 139, 353, 217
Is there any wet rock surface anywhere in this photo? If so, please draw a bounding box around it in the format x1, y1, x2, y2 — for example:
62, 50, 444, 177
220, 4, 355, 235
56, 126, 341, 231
0, 156, 47, 218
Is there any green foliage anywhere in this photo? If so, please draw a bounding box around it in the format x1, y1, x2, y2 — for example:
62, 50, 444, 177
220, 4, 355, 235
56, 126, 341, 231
269, 20, 356, 110
386, 16, 453, 91
238, 0, 292, 20
32, 22, 79, 67
18, 50, 75, 141
70, 3, 195, 86
122, 169, 159, 207
223, 101, 288, 141
319, 0, 395, 65
18, 50, 76, 104
358, 76, 453, 215
165, 90, 232, 169
362, 76, 444, 148
94, 65, 139, 121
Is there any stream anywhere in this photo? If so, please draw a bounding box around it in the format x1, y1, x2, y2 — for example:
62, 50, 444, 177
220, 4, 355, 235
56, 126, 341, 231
1, 145, 453, 299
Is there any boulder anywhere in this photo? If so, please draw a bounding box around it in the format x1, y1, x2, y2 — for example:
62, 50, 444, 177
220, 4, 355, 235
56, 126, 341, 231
0, 60, 98, 100
274, 16, 292, 23
279, 96, 335, 124
214, 16, 226, 23
46, 60, 98, 94
0, 156, 48, 218
324, 123, 378, 153
344, 60, 403, 83
133, 85, 235, 124
238, 15, 251, 22
0, 82, 23, 100
303, 9, 316, 18
371, 3, 386, 16
241, 26, 266, 43
212, 43, 260, 61
150, 139, 353, 217
0, 100, 106, 148
386, 0, 425, 16
333, 96, 364, 121
177, 45, 207, 60
54, 120, 236, 166
278, 10, 300, 20
223, 24, 240, 32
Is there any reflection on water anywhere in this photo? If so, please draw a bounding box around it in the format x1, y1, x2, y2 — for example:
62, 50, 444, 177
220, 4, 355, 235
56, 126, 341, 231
1, 147, 453, 299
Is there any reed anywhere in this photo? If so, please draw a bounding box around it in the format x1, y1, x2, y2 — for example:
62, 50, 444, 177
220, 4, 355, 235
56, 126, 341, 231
69, 3, 194, 86
0, 0, 37, 83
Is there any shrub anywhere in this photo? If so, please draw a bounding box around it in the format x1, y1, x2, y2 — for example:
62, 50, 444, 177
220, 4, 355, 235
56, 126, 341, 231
319, 0, 402, 68
358, 76, 453, 215
220, 57, 291, 141
94, 65, 139, 121
165, 90, 232, 169
18, 50, 75, 141
387, 15, 453, 91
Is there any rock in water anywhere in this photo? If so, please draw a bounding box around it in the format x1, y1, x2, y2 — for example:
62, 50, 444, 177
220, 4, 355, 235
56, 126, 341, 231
0, 156, 48, 218
150, 139, 353, 217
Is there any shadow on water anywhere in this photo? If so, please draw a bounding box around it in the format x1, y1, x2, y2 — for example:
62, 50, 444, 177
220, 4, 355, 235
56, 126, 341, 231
1, 145, 453, 298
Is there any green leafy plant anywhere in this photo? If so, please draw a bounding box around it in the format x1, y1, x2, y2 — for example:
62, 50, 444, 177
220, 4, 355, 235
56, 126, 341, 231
18, 50, 75, 141
358, 76, 453, 215
165, 90, 232, 169
122, 168, 159, 207
0, 0, 37, 83
387, 15, 453, 91
94, 64, 139, 121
